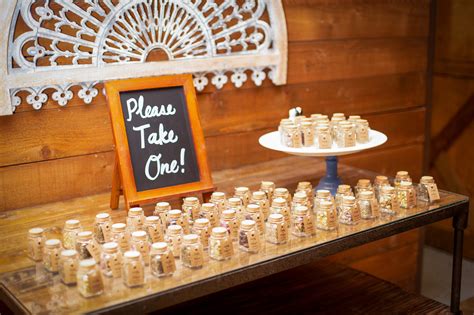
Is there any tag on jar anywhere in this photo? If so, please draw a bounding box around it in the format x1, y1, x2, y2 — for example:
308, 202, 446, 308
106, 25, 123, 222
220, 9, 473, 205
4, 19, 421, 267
190, 248, 203, 266
88, 271, 103, 292
103, 223, 112, 242
304, 216, 315, 235
127, 262, 144, 286
276, 224, 287, 242
62, 260, 77, 283
147, 226, 162, 243
427, 183, 440, 201
86, 241, 101, 261
109, 256, 121, 278
327, 211, 337, 228
221, 240, 234, 257
162, 253, 176, 273
318, 133, 331, 149
352, 205, 361, 222
247, 231, 260, 252
371, 199, 380, 216
345, 132, 356, 147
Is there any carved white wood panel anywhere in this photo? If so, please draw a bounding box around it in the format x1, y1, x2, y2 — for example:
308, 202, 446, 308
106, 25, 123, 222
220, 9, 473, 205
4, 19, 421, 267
0, 0, 287, 115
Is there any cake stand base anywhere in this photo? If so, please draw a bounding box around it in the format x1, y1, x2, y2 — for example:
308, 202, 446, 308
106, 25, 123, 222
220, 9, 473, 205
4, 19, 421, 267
315, 156, 341, 195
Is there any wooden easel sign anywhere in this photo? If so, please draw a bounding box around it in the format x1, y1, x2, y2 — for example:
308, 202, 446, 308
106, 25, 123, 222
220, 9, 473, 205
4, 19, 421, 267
105, 74, 214, 210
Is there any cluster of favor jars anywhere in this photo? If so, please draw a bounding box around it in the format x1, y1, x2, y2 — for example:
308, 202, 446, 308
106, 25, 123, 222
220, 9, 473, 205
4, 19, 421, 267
279, 112, 370, 148
27, 173, 440, 298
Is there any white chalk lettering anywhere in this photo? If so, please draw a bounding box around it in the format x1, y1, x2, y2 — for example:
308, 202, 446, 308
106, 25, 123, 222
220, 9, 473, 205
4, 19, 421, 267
126, 95, 176, 121
145, 154, 180, 180
132, 123, 178, 149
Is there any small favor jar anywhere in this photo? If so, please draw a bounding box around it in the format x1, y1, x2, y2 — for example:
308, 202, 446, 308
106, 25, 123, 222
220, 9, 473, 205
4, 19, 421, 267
154, 202, 170, 225
239, 220, 261, 253
199, 203, 219, 227
316, 125, 332, 149
316, 200, 337, 231
244, 204, 265, 235
111, 223, 130, 253
130, 231, 150, 265
181, 234, 204, 269
260, 181, 275, 201
122, 251, 145, 288
150, 242, 176, 277
220, 209, 239, 241
273, 187, 292, 206
234, 187, 251, 207
335, 185, 353, 213
59, 249, 78, 285
396, 181, 417, 209
63, 220, 81, 250
301, 121, 315, 147
127, 207, 145, 233
339, 196, 361, 225
192, 218, 211, 249
292, 206, 315, 237
285, 124, 302, 148
418, 176, 440, 203
76, 231, 100, 261
209, 227, 234, 261
379, 186, 399, 215
166, 209, 189, 233
227, 197, 244, 219
182, 196, 201, 224
165, 225, 183, 258
77, 259, 104, 298
28, 227, 45, 261
144, 216, 164, 244
250, 191, 270, 220
356, 119, 370, 144
314, 190, 333, 214
266, 213, 288, 244
394, 171, 411, 187
296, 181, 314, 208
210, 192, 227, 214
279, 118, 293, 144
270, 197, 291, 228
291, 191, 310, 212
358, 191, 379, 219
355, 179, 373, 197
43, 239, 62, 273
100, 242, 122, 278
374, 176, 390, 200
336, 122, 356, 147
94, 213, 112, 244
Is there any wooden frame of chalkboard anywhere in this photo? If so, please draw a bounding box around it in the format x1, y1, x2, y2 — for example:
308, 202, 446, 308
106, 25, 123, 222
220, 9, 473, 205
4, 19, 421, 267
105, 74, 214, 210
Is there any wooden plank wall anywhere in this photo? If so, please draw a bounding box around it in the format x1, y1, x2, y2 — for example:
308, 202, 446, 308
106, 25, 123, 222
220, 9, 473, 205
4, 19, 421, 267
425, 0, 474, 259
0, 0, 431, 211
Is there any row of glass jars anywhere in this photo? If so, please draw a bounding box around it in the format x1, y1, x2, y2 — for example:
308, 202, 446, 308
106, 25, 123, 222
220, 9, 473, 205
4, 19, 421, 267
278, 112, 371, 149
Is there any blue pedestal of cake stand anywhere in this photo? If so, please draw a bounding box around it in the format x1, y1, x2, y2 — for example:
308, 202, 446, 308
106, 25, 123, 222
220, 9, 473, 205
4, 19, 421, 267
315, 156, 341, 195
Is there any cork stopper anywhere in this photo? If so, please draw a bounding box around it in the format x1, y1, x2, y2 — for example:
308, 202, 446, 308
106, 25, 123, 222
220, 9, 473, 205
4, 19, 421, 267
318, 114, 329, 120
222, 209, 236, 219
201, 203, 217, 212
261, 181, 275, 190
151, 242, 168, 252
167, 209, 182, 218
359, 191, 374, 200
297, 181, 312, 190
348, 115, 361, 121
235, 187, 250, 194
268, 213, 284, 223
381, 185, 395, 194
246, 204, 260, 214
319, 200, 333, 210
95, 213, 110, 222
293, 191, 308, 202
112, 223, 126, 232
274, 188, 289, 196
332, 113, 345, 119
252, 191, 266, 200
183, 234, 199, 244
61, 249, 77, 258
357, 118, 369, 126
228, 197, 242, 207
65, 219, 80, 229
340, 121, 353, 129
240, 220, 256, 230
194, 218, 210, 228
183, 196, 199, 204
131, 230, 147, 240
316, 189, 331, 198
128, 207, 143, 217
331, 116, 345, 123
294, 206, 309, 216
272, 197, 287, 207
316, 125, 330, 132
374, 176, 389, 185
357, 179, 371, 188
301, 121, 312, 128
45, 239, 61, 248
155, 202, 170, 211
400, 181, 413, 188
29, 227, 44, 236
342, 195, 356, 205
77, 231, 93, 240
396, 171, 409, 178
310, 113, 322, 120
337, 185, 351, 194
211, 192, 226, 200
167, 225, 183, 235
103, 242, 118, 253
79, 259, 97, 269
124, 251, 141, 260
420, 176, 435, 184
145, 216, 160, 224
211, 227, 228, 238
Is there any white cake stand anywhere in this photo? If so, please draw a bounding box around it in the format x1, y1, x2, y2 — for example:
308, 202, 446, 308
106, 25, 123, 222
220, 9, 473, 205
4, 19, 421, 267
259, 130, 388, 194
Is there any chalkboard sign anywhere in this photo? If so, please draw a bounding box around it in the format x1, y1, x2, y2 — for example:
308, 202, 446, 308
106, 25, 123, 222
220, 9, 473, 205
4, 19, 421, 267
105, 75, 214, 209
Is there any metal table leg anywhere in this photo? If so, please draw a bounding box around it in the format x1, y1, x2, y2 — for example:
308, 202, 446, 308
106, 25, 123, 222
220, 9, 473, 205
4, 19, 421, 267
450, 203, 469, 314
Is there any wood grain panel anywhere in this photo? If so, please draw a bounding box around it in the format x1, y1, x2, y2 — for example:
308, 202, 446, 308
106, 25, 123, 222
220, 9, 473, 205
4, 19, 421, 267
284, 0, 429, 42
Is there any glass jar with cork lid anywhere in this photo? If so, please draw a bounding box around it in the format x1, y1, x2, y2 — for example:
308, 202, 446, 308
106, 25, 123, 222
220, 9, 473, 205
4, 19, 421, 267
291, 206, 315, 237
94, 213, 112, 244
181, 234, 204, 269
59, 249, 78, 285
100, 242, 122, 278
43, 239, 62, 273
250, 191, 270, 220
76, 231, 100, 261
150, 242, 176, 278
144, 216, 164, 244
182, 196, 201, 224
396, 181, 417, 209
418, 176, 440, 203
270, 197, 291, 228
234, 187, 251, 207
339, 196, 360, 225
316, 200, 337, 231
358, 191, 379, 219
192, 218, 211, 249
209, 227, 234, 261
374, 176, 390, 200
127, 207, 145, 233
199, 203, 219, 227
63, 219, 81, 250
244, 204, 265, 235
266, 213, 288, 244
130, 230, 150, 265
77, 259, 104, 298
335, 185, 353, 214
273, 187, 292, 206
122, 251, 145, 287
260, 181, 275, 201
378, 186, 399, 215
239, 220, 261, 253
154, 201, 170, 225
165, 225, 183, 258
210, 191, 227, 214
111, 223, 130, 253
220, 209, 239, 241
28, 227, 45, 261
